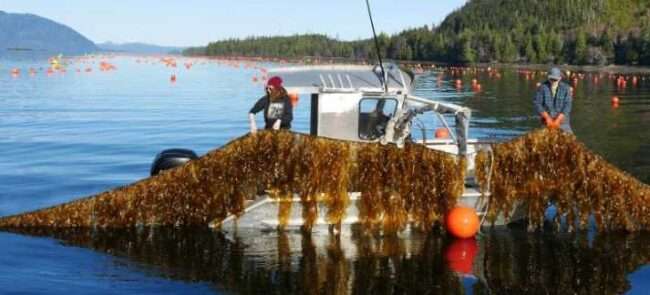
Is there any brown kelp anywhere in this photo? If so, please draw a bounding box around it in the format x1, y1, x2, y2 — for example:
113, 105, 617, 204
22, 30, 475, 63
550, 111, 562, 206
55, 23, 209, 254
475, 128, 650, 231
0, 130, 465, 231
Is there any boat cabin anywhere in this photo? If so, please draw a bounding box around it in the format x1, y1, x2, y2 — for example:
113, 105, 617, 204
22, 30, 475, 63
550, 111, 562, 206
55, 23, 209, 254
269, 63, 473, 156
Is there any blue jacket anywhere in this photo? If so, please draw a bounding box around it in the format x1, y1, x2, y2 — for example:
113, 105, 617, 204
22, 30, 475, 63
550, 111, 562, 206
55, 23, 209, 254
533, 80, 572, 131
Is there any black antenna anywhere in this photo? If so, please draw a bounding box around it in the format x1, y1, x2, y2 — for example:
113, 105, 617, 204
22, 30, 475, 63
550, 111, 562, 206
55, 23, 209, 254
365, 0, 388, 93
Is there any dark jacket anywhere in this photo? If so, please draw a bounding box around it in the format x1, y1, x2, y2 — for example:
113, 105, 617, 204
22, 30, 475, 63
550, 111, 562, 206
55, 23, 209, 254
533, 80, 572, 131
249, 95, 293, 129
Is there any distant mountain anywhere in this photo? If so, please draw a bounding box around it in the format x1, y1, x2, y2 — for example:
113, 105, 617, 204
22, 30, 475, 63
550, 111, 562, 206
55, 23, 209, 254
98, 42, 184, 54
0, 11, 97, 54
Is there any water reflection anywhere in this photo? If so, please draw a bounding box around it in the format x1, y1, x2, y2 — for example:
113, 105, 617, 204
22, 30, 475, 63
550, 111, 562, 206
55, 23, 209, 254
4, 226, 648, 294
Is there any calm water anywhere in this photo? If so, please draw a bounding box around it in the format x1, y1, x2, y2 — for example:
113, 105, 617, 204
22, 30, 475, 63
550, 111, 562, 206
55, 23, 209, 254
0, 54, 648, 294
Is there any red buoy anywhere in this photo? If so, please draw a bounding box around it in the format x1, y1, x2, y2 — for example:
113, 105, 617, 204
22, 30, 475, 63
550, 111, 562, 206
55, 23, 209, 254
611, 96, 620, 104
170, 74, 177, 83
445, 238, 478, 275
445, 207, 480, 239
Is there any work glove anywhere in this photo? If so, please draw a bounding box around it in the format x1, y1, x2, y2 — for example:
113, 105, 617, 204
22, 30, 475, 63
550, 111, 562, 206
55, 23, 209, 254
552, 113, 565, 128
272, 119, 281, 130
248, 113, 257, 134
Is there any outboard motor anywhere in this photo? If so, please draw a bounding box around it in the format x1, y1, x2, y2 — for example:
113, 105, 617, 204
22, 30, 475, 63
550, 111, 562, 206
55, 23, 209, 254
150, 148, 198, 176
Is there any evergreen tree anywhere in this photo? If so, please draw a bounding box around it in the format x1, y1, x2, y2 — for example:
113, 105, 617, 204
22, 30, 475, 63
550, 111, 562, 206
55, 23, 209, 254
500, 36, 518, 63
524, 37, 537, 63
459, 33, 476, 63
574, 30, 588, 65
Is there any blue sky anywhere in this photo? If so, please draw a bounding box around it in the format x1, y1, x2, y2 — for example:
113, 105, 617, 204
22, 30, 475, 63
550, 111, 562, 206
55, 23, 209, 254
2, 1, 467, 47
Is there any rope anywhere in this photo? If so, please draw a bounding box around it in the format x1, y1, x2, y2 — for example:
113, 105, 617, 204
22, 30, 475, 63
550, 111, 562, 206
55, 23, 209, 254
478, 146, 494, 235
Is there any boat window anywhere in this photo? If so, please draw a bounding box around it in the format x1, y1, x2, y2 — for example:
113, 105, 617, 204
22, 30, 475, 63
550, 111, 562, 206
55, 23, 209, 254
358, 98, 398, 140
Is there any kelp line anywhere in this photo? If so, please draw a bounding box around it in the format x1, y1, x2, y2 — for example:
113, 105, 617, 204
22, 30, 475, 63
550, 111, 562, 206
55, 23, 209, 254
0, 129, 647, 232
475, 128, 650, 231
0, 131, 465, 231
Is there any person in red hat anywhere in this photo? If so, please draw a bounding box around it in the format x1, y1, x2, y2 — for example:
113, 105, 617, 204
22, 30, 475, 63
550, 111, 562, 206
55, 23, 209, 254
248, 76, 293, 133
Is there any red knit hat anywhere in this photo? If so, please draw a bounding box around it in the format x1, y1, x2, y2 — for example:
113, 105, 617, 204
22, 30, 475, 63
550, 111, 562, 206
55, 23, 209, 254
266, 76, 283, 88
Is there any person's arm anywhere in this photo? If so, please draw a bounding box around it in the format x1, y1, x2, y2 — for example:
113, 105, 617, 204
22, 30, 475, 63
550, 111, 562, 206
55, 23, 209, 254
249, 97, 267, 133
282, 97, 293, 126
533, 86, 551, 126
249, 113, 257, 133
249, 96, 267, 114
554, 86, 572, 126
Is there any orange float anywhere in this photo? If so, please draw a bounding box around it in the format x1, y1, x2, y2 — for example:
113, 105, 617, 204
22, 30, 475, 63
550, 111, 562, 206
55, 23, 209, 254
288, 93, 299, 107
445, 207, 480, 239
435, 128, 450, 139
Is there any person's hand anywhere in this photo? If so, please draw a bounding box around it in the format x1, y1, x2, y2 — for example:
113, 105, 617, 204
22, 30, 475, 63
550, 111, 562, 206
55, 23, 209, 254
272, 119, 281, 130
547, 121, 560, 129
540, 112, 552, 126
552, 113, 565, 128
248, 113, 257, 134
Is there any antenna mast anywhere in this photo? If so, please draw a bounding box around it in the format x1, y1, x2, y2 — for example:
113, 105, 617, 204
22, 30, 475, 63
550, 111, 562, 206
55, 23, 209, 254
365, 0, 388, 92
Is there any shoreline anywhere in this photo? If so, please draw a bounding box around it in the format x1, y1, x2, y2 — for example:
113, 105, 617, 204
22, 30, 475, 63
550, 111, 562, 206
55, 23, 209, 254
183, 54, 650, 74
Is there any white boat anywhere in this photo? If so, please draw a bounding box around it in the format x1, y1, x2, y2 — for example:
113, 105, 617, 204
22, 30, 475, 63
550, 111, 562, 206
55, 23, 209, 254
211, 63, 526, 232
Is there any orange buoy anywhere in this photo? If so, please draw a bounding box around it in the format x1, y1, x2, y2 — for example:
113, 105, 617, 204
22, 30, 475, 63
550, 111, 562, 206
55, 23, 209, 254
611, 96, 620, 104
435, 128, 450, 139
288, 93, 299, 107
445, 238, 478, 275
445, 207, 480, 239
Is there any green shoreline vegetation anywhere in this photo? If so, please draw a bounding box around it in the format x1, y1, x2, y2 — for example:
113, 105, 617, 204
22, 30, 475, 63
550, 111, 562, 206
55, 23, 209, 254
185, 0, 650, 68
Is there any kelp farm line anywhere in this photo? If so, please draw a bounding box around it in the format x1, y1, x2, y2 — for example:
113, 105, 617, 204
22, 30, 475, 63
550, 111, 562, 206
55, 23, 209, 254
4, 226, 649, 294
0, 129, 648, 232
476, 129, 650, 232
0, 131, 465, 231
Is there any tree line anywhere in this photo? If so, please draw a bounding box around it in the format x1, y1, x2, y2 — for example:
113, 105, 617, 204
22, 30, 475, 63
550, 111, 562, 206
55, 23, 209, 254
184, 0, 650, 66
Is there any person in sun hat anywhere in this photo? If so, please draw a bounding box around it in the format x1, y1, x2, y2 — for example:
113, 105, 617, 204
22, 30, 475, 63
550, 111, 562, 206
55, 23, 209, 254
248, 76, 293, 133
533, 67, 573, 133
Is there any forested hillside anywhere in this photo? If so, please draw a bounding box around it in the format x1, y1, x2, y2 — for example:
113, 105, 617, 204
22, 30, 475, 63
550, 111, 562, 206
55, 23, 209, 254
186, 0, 650, 65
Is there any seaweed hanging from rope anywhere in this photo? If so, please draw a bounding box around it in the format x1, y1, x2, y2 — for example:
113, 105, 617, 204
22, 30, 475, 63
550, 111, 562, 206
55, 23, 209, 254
0, 128, 646, 232
0, 131, 464, 232
475, 128, 650, 232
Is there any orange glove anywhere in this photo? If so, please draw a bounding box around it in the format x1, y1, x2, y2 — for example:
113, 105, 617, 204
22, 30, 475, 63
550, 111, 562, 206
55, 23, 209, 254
540, 112, 552, 126
553, 113, 565, 127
